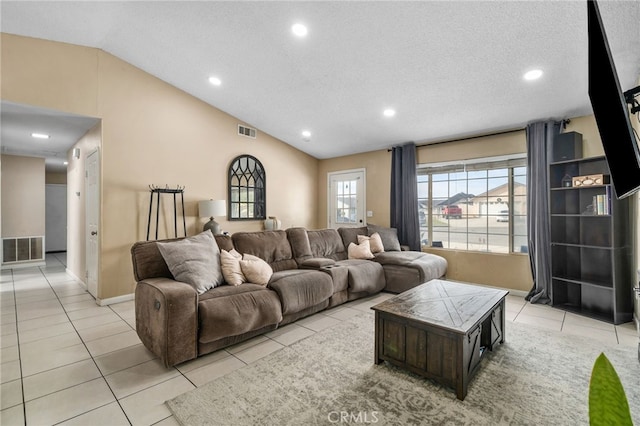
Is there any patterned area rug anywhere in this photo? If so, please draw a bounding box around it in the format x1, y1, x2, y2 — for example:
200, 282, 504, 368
167, 312, 640, 426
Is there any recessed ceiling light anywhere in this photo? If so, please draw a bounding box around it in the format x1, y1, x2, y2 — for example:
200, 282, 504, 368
208, 76, 222, 86
383, 109, 396, 117
302, 130, 311, 138
63, 161, 69, 166
292, 23, 308, 37
31, 133, 50, 139
524, 69, 543, 81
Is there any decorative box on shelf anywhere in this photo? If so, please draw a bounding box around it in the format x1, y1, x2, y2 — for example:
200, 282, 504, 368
572, 174, 610, 187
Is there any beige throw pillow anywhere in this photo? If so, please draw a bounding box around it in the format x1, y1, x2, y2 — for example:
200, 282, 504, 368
220, 249, 245, 286
240, 253, 273, 286
348, 240, 375, 260
357, 233, 385, 254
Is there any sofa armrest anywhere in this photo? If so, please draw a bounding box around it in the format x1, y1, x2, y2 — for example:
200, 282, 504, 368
135, 277, 198, 367
300, 258, 337, 269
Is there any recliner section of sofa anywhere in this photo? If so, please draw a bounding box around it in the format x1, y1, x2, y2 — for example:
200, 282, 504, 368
131, 226, 447, 367
287, 227, 386, 302
231, 230, 335, 325
337, 225, 448, 293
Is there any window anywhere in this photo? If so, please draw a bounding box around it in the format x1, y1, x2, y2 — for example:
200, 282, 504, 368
228, 155, 266, 220
418, 155, 527, 254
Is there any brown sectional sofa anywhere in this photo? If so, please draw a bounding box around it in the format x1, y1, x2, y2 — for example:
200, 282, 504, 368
131, 226, 447, 367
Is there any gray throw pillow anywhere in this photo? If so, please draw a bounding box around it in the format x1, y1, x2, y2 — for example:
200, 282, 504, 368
367, 224, 402, 251
157, 230, 223, 294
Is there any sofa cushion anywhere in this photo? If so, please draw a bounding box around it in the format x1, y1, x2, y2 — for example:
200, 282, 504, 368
335, 259, 385, 294
286, 227, 314, 264
156, 230, 223, 294
357, 233, 384, 254
214, 234, 235, 252
374, 251, 447, 291
268, 270, 333, 315
307, 228, 348, 261
367, 224, 401, 252
240, 254, 273, 286
338, 226, 368, 249
220, 249, 245, 286
347, 240, 374, 260
232, 230, 297, 272
198, 285, 282, 344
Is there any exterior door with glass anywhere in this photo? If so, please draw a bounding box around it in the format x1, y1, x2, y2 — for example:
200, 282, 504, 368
327, 169, 366, 229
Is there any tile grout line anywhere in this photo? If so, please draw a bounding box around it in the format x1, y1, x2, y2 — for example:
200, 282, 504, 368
8, 268, 28, 426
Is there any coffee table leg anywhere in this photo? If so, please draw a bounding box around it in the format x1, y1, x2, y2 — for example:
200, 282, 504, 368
499, 299, 506, 344
374, 313, 383, 364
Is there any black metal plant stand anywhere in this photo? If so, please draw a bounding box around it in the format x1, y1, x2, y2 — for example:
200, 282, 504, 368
146, 185, 187, 241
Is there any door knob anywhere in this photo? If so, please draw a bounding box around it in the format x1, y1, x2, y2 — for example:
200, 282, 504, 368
91, 231, 98, 236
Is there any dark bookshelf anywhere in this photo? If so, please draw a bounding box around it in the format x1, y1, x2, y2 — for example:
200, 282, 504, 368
549, 156, 633, 324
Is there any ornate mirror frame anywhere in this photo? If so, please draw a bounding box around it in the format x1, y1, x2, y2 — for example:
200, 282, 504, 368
228, 154, 266, 220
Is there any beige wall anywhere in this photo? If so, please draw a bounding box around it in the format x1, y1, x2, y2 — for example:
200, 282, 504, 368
2, 33, 319, 300
1, 155, 45, 238
319, 116, 608, 293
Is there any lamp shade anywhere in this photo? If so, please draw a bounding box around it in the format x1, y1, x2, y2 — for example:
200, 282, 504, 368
199, 199, 226, 218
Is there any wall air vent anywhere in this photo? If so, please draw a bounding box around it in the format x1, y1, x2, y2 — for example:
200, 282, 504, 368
2, 236, 44, 264
238, 125, 257, 139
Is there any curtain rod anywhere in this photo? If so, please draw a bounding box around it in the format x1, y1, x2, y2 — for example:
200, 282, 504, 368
387, 119, 570, 151
387, 127, 525, 152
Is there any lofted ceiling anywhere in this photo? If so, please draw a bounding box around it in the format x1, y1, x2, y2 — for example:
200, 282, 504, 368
1, 1, 639, 169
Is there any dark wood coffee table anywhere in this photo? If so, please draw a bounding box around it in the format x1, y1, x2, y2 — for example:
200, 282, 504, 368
371, 279, 508, 400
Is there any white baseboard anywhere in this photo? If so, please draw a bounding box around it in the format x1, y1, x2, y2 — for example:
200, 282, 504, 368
504, 288, 529, 298
97, 293, 134, 306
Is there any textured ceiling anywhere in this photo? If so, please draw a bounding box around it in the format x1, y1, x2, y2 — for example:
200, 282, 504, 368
1, 1, 639, 165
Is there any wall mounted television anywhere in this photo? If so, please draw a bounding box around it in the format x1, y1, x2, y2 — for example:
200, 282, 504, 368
587, 0, 640, 199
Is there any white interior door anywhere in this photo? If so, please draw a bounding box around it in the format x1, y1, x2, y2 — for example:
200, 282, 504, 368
45, 184, 67, 252
328, 169, 366, 229
86, 150, 99, 298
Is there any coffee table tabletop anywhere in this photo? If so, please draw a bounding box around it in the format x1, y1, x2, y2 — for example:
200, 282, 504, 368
372, 279, 509, 334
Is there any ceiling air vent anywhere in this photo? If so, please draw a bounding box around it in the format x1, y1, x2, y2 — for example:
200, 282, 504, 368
238, 124, 257, 139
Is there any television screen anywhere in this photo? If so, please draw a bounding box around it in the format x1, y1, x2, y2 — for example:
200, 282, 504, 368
587, 0, 640, 199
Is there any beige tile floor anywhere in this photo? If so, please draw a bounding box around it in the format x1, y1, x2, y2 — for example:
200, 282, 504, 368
1, 254, 638, 425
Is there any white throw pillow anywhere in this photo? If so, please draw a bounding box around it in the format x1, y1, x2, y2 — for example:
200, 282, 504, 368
220, 249, 245, 286
156, 230, 223, 294
240, 253, 273, 286
357, 233, 385, 254
348, 240, 375, 260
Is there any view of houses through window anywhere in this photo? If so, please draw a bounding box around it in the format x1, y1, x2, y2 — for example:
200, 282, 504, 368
417, 156, 527, 254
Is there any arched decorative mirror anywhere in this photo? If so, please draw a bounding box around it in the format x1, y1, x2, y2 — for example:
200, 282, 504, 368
228, 154, 266, 220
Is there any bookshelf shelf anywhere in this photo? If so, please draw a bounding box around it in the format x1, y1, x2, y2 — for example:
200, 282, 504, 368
548, 156, 633, 324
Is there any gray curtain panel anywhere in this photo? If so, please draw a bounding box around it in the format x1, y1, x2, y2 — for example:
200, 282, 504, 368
390, 142, 421, 251
525, 120, 562, 304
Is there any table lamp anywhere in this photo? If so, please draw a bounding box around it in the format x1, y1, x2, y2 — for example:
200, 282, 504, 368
199, 199, 226, 235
